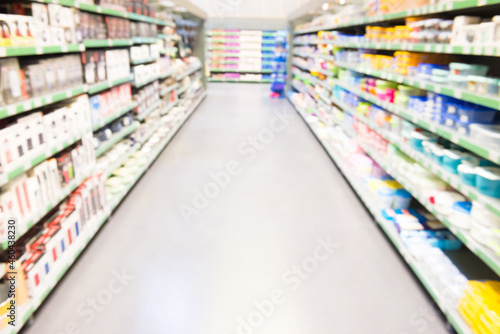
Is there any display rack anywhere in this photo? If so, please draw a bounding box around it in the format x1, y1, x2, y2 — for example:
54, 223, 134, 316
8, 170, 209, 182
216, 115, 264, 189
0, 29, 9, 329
287, 1, 500, 333
206, 29, 281, 83
0, 1, 207, 333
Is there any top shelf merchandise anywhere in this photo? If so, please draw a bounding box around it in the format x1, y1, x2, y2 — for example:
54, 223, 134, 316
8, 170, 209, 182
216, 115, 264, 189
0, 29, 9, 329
294, 0, 500, 35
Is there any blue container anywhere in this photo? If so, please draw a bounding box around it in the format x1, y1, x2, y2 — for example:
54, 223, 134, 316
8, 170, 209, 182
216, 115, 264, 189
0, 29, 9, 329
458, 164, 477, 186
443, 114, 458, 129
446, 101, 461, 115
456, 120, 471, 135
393, 189, 412, 210
442, 150, 465, 174
431, 145, 445, 164
436, 233, 463, 250
475, 167, 500, 198
458, 104, 497, 123
411, 131, 438, 153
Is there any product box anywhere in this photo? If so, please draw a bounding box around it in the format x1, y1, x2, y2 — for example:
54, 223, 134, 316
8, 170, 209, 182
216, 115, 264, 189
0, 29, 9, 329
43, 111, 59, 146
26, 176, 42, 214
0, 126, 17, 170
0, 190, 19, 223
30, 162, 51, 206
4, 175, 31, 220
26, 63, 46, 97
22, 250, 45, 297
0, 58, 23, 105
46, 158, 61, 200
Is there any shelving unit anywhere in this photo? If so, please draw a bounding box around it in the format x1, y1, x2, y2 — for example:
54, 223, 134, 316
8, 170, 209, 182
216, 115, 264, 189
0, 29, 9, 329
288, 1, 500, 332
92, 102, 138, 131
206, 29, 281, 83
0, 1, 208, 333
95, 122, 140, 158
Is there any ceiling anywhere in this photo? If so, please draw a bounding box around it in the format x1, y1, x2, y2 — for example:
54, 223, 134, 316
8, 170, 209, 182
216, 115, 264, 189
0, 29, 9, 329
159, 0, 310, 18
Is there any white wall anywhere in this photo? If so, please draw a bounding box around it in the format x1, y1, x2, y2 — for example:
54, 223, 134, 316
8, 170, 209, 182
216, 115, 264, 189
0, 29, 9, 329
189, 0, 308, 18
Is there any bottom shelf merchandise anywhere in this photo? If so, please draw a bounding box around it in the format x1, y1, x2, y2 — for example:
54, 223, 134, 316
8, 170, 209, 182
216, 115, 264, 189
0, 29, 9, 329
288, 91, 500, 334
0, 90, 207, 334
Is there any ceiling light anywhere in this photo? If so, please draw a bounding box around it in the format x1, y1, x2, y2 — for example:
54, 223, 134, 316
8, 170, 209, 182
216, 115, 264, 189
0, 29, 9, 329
322, 3, 329, 10
339, 0, 346, 5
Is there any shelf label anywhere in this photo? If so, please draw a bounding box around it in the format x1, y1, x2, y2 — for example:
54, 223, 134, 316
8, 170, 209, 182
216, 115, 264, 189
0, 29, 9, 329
0, 48, 6, 58
7, 105, 16, 116
36, 46, 43, 54
61, 44, 68, 53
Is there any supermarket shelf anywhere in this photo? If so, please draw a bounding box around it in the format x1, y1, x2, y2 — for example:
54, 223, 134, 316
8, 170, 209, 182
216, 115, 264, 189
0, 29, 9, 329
132, 37, 159, 44
131, 56, 159, 65
331, 78, 500, 164
176, 85, 188, 96
207, 53, 275, 58
0, 85, 86, 120
88, 75, 133, 95
92, 101, 138, 131
292, 61, 334, 78
159, 68, 175, 79
209, 68, 273, 73
315, 40, 500, 57
208, 47, 275, 51
3, 91, 207, 334
207, 32, 276, 37
0, 44, 84, 58
293, 0, 500, 34
289, 100, 474, 334
0, 130, 89, 188
95, 122, 139, 157
160, 100, 179, 115
208, 60, 273, 66
293, 51, 335, 61
331, 97, 500, 276
177, 64, 202, 80
4, 206, 111, 334
83, 39, 132, 48
0, 169, 94, 250
160, 47, 178, 54
133, 75, 160, 89
208, 78, 271, 83
335, 61, 500, 110
207, 40, 276, 45
135, 101, 161, 121
34, 0, 172, 26
360, 139, 500, 279
104, 145, 140, 178
160, 84, 179, 96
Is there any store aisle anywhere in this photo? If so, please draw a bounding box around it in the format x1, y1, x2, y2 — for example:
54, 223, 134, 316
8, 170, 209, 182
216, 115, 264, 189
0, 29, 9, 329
23, 84, 448, 334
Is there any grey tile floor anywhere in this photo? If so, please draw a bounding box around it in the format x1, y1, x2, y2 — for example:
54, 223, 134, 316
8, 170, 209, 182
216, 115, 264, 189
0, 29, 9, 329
22, 83, 449, 334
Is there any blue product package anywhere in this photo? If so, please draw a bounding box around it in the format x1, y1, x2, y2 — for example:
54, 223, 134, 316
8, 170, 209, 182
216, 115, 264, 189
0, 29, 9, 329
89, 95, 101, 126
